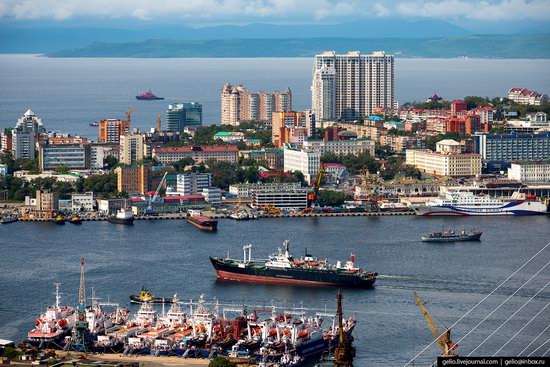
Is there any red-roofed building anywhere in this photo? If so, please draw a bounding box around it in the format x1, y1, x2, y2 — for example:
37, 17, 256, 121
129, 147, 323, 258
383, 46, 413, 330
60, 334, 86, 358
508, 88, 549, 105
152, 145, 239, 164
450, 100, 467, 117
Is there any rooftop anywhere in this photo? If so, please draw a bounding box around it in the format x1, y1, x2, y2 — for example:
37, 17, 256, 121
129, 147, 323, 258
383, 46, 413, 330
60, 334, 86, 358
154, 145, 239, 153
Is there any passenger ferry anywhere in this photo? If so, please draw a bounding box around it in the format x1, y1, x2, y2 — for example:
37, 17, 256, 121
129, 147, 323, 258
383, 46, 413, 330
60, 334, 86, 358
413, 191, 548, 216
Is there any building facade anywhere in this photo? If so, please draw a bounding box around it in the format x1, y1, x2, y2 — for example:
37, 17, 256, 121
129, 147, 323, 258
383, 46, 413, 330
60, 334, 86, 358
283, 148, 320, 185
152, 145, 239, 164
120, 133, 144, 165
475, 133, 550, 162
406, 149, 482, 177
166, 103, 203, 132
302, 139, 375, 156
251, 189, 308, 209
229, 182, 301, 197
12, 130, 35, 159
312, 51, 394, 121
507, 88, 549, 105
176, 172, 212, 195
38, 143, 91, 170
90, 143, 120, 169
16, 109, 45, 134
71, 192, 94, 211
508, 161, 550, 183
98, 119, 130, 144
114, 165, 151, 194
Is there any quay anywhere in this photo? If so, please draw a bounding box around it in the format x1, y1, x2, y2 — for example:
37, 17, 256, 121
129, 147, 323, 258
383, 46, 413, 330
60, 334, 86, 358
55, 352, 211, 367
15, 210, 414, 222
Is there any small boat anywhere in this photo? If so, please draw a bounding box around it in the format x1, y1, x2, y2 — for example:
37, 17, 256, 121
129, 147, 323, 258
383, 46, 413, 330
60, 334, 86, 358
89, 121, 99, 127
186, 215, 217, 232
53, 214, 66, 225
421, 229, 482, 242
68, 215, 82, 224
1, 215, 18, 224
108, 208, 134, 225
129, 288, 174, 304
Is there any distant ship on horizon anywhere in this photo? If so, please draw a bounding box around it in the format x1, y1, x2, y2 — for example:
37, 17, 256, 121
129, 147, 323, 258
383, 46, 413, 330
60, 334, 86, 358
135, 89, 164, 100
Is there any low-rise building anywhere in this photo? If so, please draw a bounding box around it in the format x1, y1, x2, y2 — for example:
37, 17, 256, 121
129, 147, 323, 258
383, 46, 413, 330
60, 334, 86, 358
302, 139, 375, 156
114, 164, 151, 194
379, 135, 427, 152
98, 198, 127, 214
508, 161, 550, 183
239, 149, 284, 169
283, 148, 321, 185
71, 192, 94, 211
202, 187, 222, 206
213, 131, 245, 143
507, 88, 549, 106
38, 143, 91, 170
229, 182, 301, 197
176, 172, 212, 195
152, 145, 239, 164
252, 189, 308, 210
321, 163, 347, 184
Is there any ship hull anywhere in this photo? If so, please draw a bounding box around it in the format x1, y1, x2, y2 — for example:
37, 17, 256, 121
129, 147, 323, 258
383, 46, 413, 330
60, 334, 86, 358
136, 96, 164, 100
421, 232, 482, 242
210, 258, 375, 288
1, 217, 18, 224
108, 217, 134, 225
414, 201, 548, 216
187, 217, 217, 232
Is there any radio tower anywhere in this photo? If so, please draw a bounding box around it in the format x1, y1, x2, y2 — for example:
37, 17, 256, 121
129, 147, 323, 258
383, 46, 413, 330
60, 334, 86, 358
79, 257, 86, 307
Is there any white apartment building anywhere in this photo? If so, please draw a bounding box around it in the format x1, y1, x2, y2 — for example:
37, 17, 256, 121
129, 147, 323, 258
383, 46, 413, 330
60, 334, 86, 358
302, 139, 375, 156
90, 144, 119, 169
12, 130, 35, 159
202, 187, 222, 206
406, 149, 481, 177
120, 133, 144, 165
283, 148, 320, 185
71, 192, 94, 211
252, 189, 309, 209
507, 88, 549, 106
176, 172, 212, 195
229, 182, 302, 197
508, 161, 550, 183
312, 51, 394, 121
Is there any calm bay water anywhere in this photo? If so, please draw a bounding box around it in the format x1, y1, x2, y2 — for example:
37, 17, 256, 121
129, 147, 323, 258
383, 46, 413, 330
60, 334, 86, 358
1, 216, 549, 365
0, 55, 550, 137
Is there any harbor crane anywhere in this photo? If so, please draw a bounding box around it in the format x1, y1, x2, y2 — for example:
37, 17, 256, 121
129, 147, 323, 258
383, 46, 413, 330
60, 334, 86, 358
126, 108, 137, 124
144, 172, 168, 216
306, 163, 325, 209
413, 291, 457, 358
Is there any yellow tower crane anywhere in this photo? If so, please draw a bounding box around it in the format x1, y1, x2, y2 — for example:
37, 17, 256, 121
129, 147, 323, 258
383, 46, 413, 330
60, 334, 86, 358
126, 108, 137, 125
157, 112, 161, 132
414, 291, 457, 357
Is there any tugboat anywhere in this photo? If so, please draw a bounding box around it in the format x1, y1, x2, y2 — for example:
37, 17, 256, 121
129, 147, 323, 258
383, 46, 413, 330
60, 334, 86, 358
135, 90, 164, 100
210, 240, 377, 288
53, 213, 66, 225
130, 288, 174, 304
1, 214, 18, 224
108, 208, 134, 225
187, 215, 218, 232
421, 229, 482, 242
68, 214, 82, 225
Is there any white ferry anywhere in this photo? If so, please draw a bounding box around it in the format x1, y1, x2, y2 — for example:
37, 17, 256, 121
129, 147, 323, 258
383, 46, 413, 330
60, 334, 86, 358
413, 191, 548, 216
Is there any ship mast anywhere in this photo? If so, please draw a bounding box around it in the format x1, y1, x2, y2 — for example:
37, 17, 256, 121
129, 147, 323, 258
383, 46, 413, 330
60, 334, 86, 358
79, 257, 86, 307
54, 282, 61, 309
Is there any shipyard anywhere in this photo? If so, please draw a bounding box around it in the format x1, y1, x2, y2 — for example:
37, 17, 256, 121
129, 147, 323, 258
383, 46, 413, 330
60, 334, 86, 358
2, 4, 550, 366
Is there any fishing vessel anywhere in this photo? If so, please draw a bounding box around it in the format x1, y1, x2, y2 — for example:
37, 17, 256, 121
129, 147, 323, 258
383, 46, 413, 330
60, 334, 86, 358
130, 288, 175, 304
421, 229, 482, 242
210, 241, 377, 288
108, 208, 134, 225
53, 214, 66, 225
135, 90, 164, 100
413, 191, 549, 216
27, 284, 75, 348
187, 215, 218, 232
1, 214, 18, 224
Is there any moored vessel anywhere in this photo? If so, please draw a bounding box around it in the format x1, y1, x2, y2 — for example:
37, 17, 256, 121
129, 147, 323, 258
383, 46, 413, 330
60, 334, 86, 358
136, 90, 164, 100
68, 214, 82, 224
210, 240, 377, 288
53, 214, 66, 225
413, 191, 549, 216
187, 215, 218, 232
421, 229, 482, 242
130, 288, 175, 304
1, 214, 18, 224
108, 208, 134, 225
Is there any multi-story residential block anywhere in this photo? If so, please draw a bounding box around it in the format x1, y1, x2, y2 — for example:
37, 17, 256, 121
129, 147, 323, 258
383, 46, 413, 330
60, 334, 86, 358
406, 140, 482, 177
302, 139, 375, 157
251, 189, 309, 209
221, 84, 292, 125
507, 161, 550, 183
1, 131, 12, 153
90, 143, 120, 169
36, 190, 59, 213
475, 132, 550, 163
98, 119, 130, 144
120, 133, 144, 165
16, 109, 45, 134
272, 111, 309, 147
114, 164, 151, 194
321, 163, 347, 184
445, 115, 486, 135
46, 136, 89, 145
71, 192, 94, 211
166, 103, 203, 132
471, 106, 495, 126
37, 143, 91, 171
283, 148, 320, 184
152, 145, 239, 164
202, 187, 222, 206
450, 100, 467, 116
507, 88, 549, 105
229, 182, 301, 198
312, 51, 394, 121
176, 172, 212, 195
239, 149, 284, 169
379, 135, 427, 152
12, 129, 35, 159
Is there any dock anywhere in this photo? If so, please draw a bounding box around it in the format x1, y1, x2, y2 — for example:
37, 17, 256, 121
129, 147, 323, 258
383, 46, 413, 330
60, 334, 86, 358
54, 352, 211, 367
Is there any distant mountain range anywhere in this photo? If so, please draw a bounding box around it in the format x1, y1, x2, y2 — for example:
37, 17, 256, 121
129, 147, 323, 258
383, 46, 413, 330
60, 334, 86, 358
48, 34, 550, 59
0, 19, 470, 53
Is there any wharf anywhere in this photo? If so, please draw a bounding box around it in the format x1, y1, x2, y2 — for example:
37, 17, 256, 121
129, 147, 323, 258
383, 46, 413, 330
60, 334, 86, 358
54, 352, 210, 367
16, 210, 414, 222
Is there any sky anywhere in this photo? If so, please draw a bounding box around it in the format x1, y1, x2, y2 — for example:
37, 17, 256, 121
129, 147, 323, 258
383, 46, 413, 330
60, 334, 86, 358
0, 0, 549, 32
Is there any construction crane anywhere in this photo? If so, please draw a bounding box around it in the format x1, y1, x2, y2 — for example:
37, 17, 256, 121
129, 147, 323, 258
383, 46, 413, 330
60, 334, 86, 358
126, 108, 137, 125
144, 172, 168, 216
413, 291, 457, 357
307, 163, 325, 209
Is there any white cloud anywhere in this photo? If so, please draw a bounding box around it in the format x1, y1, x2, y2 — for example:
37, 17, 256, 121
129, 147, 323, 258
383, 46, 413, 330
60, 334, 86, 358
0, 0, 549, 22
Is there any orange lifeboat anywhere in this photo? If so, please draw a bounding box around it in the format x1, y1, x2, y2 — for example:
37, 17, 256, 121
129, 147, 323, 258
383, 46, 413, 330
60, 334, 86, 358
35, 319, 41, 326
298, 331, 309, 338
269, 329, 277, 337
57, 319, 67, 328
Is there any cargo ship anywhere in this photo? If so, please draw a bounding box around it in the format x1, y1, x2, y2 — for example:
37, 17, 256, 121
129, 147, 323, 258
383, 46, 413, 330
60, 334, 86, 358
421, 229, 482, 242
210, 240, 377, 288
187, 215, 218, 232
135, 90, 164, 100
413, 191, 549, 216
108, 208, 134, 225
